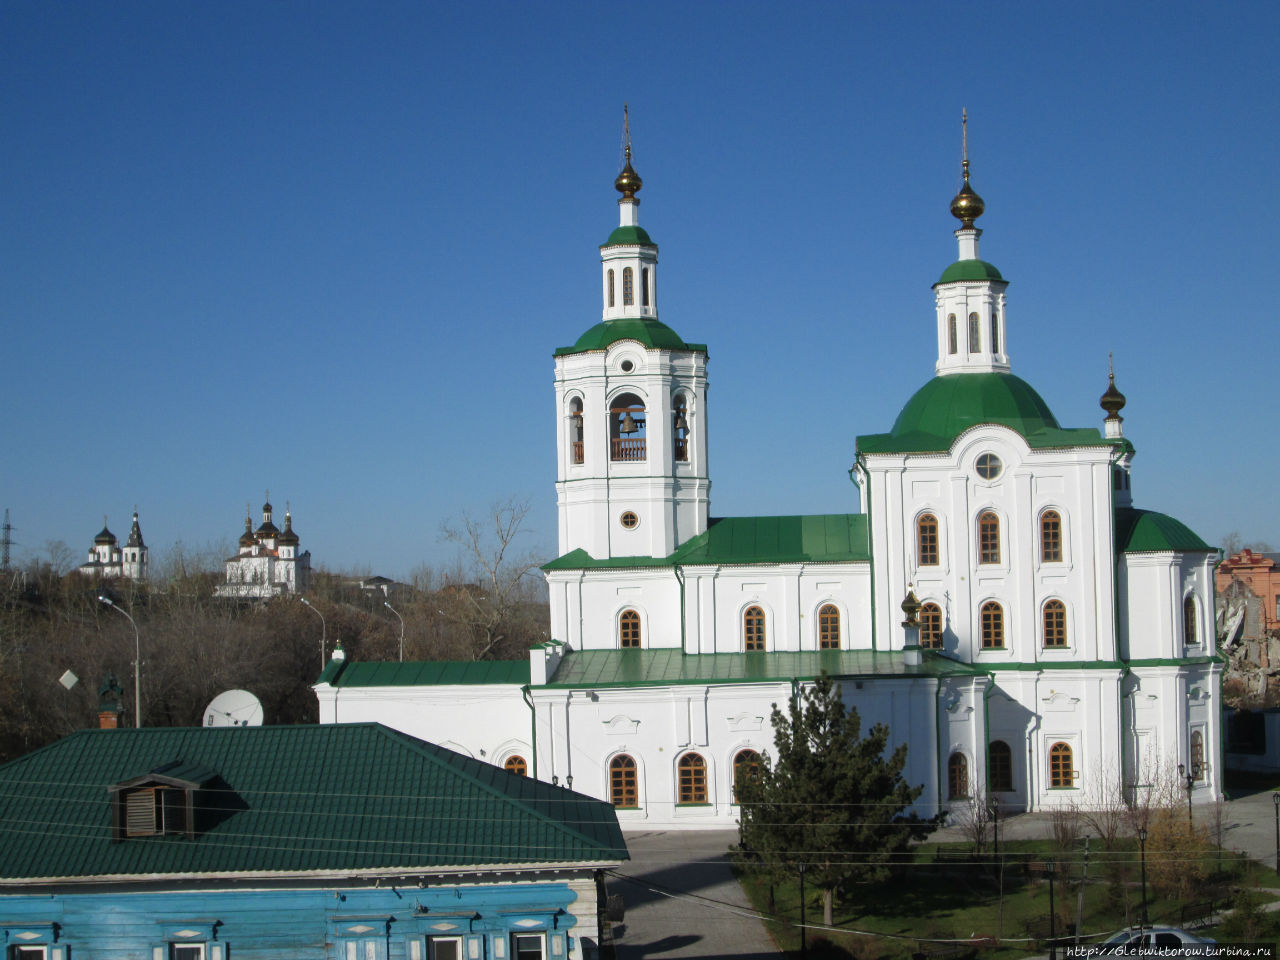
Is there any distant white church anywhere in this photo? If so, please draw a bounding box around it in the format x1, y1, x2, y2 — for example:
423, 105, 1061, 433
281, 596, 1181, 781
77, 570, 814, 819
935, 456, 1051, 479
77, 512, 147, 580
316, 126, 1221, 828
215, 498, 311, 598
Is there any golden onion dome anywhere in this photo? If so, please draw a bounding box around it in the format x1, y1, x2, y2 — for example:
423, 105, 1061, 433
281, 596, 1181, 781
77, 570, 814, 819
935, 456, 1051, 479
615, 156, 642, 199
950, 176, 985, 228
1100, 369, 1127, 420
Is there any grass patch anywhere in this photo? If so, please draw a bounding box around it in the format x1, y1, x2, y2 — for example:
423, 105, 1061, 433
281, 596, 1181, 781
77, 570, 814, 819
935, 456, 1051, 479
734, 840, 1275, 960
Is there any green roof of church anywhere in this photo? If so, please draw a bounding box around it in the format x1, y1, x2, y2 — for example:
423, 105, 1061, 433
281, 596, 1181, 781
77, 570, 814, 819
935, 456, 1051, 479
857, 372, 1109, 454
542, 514, 871, 571
603, 225, 653, 246
0, 724, 625, 882
1115, 507, 1213, 554
554, 317, 708, 357
545, 648, 981, 688
320, 658, 530, 687
936, 259, 1005, 284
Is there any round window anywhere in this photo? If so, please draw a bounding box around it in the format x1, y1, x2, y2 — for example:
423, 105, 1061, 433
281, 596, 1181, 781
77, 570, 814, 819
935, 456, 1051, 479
976, 453, 1003, 480
620, 360, 634, 373
620, 511, 639, 530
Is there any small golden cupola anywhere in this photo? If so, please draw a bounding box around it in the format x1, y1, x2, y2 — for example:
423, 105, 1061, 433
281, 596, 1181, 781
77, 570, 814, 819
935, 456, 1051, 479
1100, 353, 1127, 439
599, 104, 659, 323
950, 110, 985, 229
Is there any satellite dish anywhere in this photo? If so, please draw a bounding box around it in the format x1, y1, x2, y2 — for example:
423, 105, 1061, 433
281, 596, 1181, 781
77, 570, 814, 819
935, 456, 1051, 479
203, 689, 264, 728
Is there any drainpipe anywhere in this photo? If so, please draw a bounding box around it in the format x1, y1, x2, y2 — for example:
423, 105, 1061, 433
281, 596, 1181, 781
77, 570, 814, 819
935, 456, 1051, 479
983, 678, 996, 795
935, 680, 945, 816
850, 457, 876, 651
521, 684, 538, 781
674, 564, 687, 652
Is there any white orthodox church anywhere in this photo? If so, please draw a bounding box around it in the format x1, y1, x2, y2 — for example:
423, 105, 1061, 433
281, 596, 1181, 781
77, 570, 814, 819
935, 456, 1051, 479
77, 512, 148, 580
316, 127, 1221, 828
215, 498, 312, 598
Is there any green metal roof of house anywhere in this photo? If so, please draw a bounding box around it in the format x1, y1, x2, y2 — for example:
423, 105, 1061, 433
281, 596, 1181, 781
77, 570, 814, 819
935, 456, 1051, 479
602, 225, 653, 246
554, 317, 707, 357
0, 723, 626, 882
936, 259, 1005, 284
542, 514, 871, 571
545, 648, 981, 688
320, 658, 530, 687
1115, 507, 1213, 554
857, 372, 1109, 454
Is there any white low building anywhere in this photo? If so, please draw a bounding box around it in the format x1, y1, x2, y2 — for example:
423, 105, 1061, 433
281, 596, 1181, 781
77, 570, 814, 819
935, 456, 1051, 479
215, 499, 312, 598
77, 512, 147, 580
316, 131, 1221, 828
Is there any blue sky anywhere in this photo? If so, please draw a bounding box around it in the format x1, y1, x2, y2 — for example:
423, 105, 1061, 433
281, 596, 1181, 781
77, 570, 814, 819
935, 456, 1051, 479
4, 1, 1277, 578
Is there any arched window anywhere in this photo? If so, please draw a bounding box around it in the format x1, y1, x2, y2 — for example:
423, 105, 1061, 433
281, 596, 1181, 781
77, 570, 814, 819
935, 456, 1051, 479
620, 609, 641, 648
978, 511, 1000, 565
989, 740, 1013, 792
642, 267, 650, 307
1184, 597, 1199, 645
990, 311, 999, 353
1190, 731, 1205, 781
569, 397, 584, 464
921, 602, 943, 649
818, 604, 840, 649
948, 752, 969, 799
607, 269, 615, 308
968, 312, 980, 352
917, 513, 939, 566
1043, 599, 1067, 647
733, 749, 761, 802
622, 266, 634, 306
504, 755, 527, 777
1049, 742, 1074, 788
678, 753, 707, 804
673, 395, 690, 462
743, 606, 766, 651
981, 601, 1004, 649
609, 393, 646, 462
609, 754, 638, 808
948, 314, 958, 354
1040, 510, 1062, 563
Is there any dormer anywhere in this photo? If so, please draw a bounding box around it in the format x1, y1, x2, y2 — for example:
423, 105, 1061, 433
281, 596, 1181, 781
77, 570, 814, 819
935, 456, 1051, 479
109, 760, 220, 841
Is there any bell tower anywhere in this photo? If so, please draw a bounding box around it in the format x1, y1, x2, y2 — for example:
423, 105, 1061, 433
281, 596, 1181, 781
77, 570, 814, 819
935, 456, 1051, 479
552, 109, 710, 560
934, 111, 1011, 376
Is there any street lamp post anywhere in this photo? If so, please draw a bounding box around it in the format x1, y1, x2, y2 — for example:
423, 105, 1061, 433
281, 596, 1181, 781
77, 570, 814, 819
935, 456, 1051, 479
300, 597, 326, 672
989, 799, 1000, 862
797, 860, 807, 960
1272, 793, 1279, 874
1047, 860, 1057, 960
1138, 827, 1149, 928
385, 601, 405, 662
98, 596, 141, 728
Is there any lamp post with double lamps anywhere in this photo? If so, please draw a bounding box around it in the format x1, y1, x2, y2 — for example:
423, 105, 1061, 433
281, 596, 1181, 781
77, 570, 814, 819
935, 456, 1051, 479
97, 596, 141, 728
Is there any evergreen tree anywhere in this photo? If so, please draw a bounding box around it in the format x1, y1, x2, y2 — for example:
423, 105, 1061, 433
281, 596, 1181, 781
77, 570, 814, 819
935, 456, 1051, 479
737, 673, 938, 925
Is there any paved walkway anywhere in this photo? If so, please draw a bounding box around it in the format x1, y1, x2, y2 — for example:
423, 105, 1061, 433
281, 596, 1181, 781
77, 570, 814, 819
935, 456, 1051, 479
610, 829, 783, 959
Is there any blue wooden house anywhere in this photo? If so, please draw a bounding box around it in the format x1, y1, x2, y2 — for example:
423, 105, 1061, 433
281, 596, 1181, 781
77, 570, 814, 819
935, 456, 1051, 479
0, 723, 627, 960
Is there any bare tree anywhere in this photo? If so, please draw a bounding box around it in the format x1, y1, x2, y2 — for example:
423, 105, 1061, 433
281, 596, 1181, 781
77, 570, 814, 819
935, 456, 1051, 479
440, 498, 547, 660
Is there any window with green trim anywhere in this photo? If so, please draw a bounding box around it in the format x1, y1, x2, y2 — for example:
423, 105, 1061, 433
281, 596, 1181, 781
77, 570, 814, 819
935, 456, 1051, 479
744, 606, 765, 652
678, 752, 707, 804
921, 602, 943, 649
981, 601, 1004, 649
948, 752, 969, 799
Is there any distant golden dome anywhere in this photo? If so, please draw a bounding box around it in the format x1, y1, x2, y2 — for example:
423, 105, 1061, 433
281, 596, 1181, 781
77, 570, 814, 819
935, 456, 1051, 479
950, 176, 985, 228
615, 156, 642, 199
1100, 370, 1127, 420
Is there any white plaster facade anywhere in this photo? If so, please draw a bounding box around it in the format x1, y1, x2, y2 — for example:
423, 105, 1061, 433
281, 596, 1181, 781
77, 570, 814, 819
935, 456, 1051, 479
215, 500, 312, 599
316, 149, 1221, 828
77, 512, 148, 580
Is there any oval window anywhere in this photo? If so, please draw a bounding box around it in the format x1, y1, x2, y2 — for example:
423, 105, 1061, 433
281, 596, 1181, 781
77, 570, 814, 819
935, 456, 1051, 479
620, 511, 639, 529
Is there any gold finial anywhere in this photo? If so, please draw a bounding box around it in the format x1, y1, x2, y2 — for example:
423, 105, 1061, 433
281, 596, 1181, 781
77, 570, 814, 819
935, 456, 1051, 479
1100, 351, 1127, 420
614, 103, 642, 199
950, 108, 985, 228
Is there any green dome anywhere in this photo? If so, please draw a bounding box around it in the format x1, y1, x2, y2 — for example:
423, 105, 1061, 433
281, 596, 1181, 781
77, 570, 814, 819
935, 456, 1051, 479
1114, 507, 1211, 554
858, 373, 1107, 454
937, 259, 1004, 284
554, 318, 707, 357
603, 225, 654, 247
